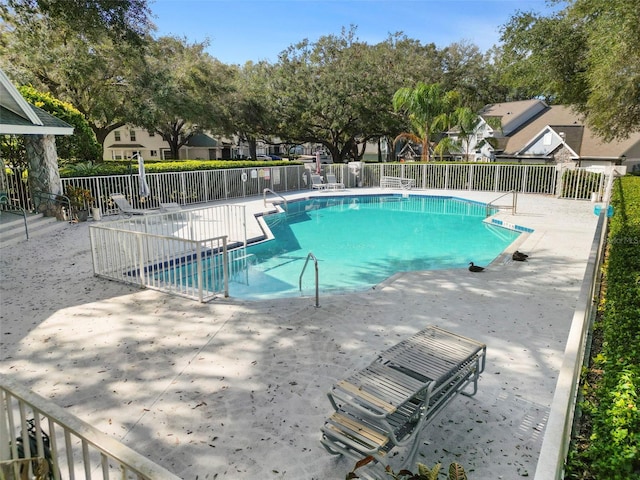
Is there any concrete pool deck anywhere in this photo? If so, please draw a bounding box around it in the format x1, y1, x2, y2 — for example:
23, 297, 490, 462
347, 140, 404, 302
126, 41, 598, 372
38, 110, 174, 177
0, 189, 600, 479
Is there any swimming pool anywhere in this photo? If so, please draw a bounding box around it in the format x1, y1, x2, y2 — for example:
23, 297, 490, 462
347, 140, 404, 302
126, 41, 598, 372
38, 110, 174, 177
225, 194, 520, 299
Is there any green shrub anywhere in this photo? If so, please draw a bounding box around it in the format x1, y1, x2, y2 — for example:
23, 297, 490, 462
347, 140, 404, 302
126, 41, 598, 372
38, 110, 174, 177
562, 170, 603, 199
18, 86, 101, 162
59, 159, 299, 177
569, 176, 640, 479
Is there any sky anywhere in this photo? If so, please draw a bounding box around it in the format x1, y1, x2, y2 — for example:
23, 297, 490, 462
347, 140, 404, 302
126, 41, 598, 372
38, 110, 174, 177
150, 0, 561, 65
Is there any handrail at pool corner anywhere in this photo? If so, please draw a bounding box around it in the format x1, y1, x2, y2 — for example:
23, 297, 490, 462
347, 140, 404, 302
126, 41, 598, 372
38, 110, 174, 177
263, 188, 288, 211
486, 190, 517, 217
299, 252, 320, 308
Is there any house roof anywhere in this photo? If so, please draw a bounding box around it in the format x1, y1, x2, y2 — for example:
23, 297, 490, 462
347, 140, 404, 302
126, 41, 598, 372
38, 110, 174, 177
480, 99, 548, 136
0, 68, 74, 136
503, 105, 640, 160
186, 133, 218, 148
479, 99, 543, 119
107, 143, 146, 148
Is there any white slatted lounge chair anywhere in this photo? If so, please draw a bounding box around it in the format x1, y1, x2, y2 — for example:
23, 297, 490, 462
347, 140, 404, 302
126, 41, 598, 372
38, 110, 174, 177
311, 174, 328, 190
325, 173, 345, 190
110, 193, 157, 216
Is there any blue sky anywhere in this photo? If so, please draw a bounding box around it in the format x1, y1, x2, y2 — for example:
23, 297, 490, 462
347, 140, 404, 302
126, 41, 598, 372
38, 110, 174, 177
150, 0, 560, 65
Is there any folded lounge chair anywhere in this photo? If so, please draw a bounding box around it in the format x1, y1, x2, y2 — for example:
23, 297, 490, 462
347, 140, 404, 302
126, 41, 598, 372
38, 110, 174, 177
110, 193, 157, 216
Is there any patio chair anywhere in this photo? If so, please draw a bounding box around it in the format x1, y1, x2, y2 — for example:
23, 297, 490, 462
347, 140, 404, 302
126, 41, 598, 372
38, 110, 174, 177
110, 193, 157, 216
311, 174, 328, 190
325, 173, 345, 190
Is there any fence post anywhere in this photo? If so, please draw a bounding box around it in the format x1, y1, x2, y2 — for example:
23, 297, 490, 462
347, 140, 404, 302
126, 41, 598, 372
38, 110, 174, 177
0, 391, 10, 462
222, 237, 229, 298
444, 164, 449, 190
196, 241, 203, 303
137, 233, 145, 287
521, 166, 528, 193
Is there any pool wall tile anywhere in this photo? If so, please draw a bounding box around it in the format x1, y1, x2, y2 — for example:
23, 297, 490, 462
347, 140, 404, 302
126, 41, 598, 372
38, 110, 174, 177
488, 217, 534, 233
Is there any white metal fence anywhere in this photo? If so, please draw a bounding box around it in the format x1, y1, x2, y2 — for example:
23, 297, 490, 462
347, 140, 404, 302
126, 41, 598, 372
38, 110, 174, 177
367, 163, 563, 193
0, 375, 180, 480
2, 163, 608, 215
89, 204, 247, 302
60, 165, 308, 215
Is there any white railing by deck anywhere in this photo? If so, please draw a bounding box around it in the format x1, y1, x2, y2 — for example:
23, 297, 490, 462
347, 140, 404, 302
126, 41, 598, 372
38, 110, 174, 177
0, 375, 181, 480
0, 162, 612, 217
60, 165, 308, 216
89, 205, 246, 302
56, 163, 610, 221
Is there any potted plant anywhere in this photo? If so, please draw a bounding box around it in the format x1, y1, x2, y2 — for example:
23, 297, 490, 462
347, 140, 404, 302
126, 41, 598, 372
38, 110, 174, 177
64, 185, 94, 222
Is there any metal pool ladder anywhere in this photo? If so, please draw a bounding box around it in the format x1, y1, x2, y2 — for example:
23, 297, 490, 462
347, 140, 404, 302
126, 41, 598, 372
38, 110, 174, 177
486, 190, 518, 217
299, 252, 320, 307
263, 188, 288, 211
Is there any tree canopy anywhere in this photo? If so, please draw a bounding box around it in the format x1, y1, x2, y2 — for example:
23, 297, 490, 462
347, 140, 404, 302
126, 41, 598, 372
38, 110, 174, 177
3, 0, 152, 43
136, 36, 236, 159
499, 0, 640, 139
0, 8, 149, 155
4, 0, 637, 163
266, 29, 445, 163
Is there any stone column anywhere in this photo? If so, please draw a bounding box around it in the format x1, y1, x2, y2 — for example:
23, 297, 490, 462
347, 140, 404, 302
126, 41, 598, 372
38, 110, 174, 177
0, 157, 9, 193
24, 134, 64, 218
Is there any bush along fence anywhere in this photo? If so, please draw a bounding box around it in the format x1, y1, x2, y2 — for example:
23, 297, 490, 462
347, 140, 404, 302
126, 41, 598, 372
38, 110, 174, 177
2, 162, 609, 215
567, 175, 640, 479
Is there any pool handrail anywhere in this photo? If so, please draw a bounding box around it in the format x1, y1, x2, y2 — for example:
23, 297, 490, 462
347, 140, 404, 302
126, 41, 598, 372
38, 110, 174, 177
486, 190, 517, 217
299, 252, 319, 307
263, 188, 288, 211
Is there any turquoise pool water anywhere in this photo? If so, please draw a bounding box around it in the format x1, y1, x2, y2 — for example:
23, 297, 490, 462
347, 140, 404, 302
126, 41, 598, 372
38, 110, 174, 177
226, 195, 520, 299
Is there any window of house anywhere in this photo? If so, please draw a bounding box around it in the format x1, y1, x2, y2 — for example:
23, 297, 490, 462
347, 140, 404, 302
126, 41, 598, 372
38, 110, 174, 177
148, 131, 155, 137
476, 132, 484, 142
114, 131, 121, 141
130, 130, 136, 141
150, 150, 158, 157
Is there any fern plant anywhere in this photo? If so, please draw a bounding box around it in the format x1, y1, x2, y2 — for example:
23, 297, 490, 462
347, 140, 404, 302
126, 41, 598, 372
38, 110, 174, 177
347, 456, 468, 480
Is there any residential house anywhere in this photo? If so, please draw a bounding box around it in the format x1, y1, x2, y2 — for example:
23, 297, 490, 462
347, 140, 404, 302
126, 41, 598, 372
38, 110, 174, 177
103, 127, 287, 161
494, 104, 640, 170
448, 99, 640, 170
104, 127, 228, 160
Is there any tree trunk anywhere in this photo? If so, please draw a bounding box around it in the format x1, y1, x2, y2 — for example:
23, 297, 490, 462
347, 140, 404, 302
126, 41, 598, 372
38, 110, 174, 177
247, 137, 257, 159
93, 123, 125, 161
24, 134, 64, 218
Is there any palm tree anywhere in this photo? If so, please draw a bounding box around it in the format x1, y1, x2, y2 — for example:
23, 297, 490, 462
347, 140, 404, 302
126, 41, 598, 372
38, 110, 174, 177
392, 82, 446, 162
453, 107, 480, 161
453, 107, 502, 161
433, 136, 462, 161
